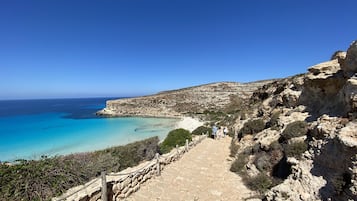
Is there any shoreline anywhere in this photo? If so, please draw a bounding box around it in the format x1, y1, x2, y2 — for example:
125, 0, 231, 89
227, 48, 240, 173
1, 115, 203, 163
174, 116, 204, 132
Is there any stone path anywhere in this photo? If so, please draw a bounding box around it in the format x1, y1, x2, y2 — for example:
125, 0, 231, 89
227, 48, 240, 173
125, 137, 253, 201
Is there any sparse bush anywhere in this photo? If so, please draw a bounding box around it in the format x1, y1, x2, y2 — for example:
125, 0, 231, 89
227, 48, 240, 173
159, 128, 192, 154
239, 119, 265, 138
254, 152, 271, 172
245, 172, 273, 193
192, 126, 212, 136
230, 153, 248, 173
224, 95, 244, 114
283, 141, 308, 158
202, 110, 226, 122
269, 141, 283, 151
266, 111, 281, 130
281, 121, 308, 141
229, 139, 240, 157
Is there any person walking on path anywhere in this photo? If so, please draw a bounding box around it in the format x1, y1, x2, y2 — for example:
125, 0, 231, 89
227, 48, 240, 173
212, 125, 218, 139
223, 127, 228, 137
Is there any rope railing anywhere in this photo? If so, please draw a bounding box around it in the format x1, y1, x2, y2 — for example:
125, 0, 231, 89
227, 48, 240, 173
53, 134, 207, 201
53, 177, 100, 201
107, 161, 155, 177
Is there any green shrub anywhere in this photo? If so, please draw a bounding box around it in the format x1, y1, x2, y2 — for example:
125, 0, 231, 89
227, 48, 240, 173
281, 121, 307, 141
192, 126, 212, 136
239, 119, 265, 137
266, 111, 281, 130
245, 173, 273, 193
159, 129, 192, 154
283, 141, 308, 158
230, 153, 248, 173
269, 141, 283, 151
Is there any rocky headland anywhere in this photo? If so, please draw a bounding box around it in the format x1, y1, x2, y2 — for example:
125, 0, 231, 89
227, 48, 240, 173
96, 81, 275, 118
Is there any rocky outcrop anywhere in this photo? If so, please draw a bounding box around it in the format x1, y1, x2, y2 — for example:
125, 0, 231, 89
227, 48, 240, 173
232, 40, 357, 201
298, 40, 357, 119
342, 41, 357, 77
298, 60, 346, 118
97, 81, 275, 118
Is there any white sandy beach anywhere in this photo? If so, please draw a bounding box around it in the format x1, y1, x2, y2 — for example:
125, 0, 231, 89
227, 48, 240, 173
175, 117, 204, 132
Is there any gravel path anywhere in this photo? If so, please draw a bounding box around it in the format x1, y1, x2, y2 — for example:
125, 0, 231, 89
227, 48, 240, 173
125, 137, 253, 201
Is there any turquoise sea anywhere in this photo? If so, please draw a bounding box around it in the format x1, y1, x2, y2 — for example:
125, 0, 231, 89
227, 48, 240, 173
0, 98, 178, 162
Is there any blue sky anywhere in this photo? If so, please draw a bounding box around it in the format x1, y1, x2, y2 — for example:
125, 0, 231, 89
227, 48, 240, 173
1, 0, 357, 99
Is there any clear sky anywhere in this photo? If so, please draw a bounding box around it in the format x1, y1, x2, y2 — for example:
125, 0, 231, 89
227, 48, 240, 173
1, 0, 357, 99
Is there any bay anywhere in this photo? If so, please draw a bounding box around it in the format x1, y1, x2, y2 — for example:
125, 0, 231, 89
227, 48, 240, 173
0, 98, 178, 162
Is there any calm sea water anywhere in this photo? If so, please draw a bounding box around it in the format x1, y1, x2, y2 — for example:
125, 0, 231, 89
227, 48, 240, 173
0, 98, 178, 162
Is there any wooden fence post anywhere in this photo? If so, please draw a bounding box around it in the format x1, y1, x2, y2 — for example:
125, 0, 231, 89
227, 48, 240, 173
101, 171, 108, 201
155, 153, 160, 176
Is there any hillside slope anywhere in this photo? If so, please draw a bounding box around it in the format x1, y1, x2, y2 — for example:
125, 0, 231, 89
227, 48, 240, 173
97, 80, 275, 118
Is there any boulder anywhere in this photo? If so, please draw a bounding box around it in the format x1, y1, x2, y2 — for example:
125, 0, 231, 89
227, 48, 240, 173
331, 51, 347, 61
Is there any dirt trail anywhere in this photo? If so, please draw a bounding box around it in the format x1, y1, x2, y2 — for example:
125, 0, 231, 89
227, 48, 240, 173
125, 137, 254, 201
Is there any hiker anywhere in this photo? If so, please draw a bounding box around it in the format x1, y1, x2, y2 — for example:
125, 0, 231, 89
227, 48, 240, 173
217, 127, 223, 140
223, 127, 228, 137
212, 125, 218, 139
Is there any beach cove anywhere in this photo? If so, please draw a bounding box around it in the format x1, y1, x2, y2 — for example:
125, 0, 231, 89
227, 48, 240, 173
0, 98, 202, 162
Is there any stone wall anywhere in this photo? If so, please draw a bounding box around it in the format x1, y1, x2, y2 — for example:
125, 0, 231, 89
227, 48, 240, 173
52, 135, 206, 201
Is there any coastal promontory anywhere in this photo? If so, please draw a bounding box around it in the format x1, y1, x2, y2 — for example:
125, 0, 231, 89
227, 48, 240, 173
97, 81, 275, 118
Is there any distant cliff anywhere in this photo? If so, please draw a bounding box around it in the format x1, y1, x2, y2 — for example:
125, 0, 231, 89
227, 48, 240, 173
97, 81, 276, 118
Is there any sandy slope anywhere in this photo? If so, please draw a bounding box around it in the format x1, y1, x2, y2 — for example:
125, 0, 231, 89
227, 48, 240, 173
175, 117, 204, 132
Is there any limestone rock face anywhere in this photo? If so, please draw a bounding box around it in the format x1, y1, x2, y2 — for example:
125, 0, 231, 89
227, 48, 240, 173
342, 40, 357, 77
331, 51, 347, 61
265, 159, 326, 201
299, 60, 346, 117
343, 77, 357, 116
97, 81, 274, 117
298, 41, 357, 119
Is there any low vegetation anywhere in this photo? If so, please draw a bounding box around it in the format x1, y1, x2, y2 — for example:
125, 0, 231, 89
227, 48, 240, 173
229, 139, 240, 157
230, 152, 249, 173
191, 126, 212, 136
283, 141, 308, 159
0, 137, 159, 201
159, 128, 192, 154
266, 111, 281, 130
280, 121, 308, 142
238, 118, 265, 138
245, 172, 273, 194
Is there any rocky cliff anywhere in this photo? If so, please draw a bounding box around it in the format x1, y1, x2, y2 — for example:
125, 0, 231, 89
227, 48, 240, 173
229, 40, 357, 201
97, 81, 275, 118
